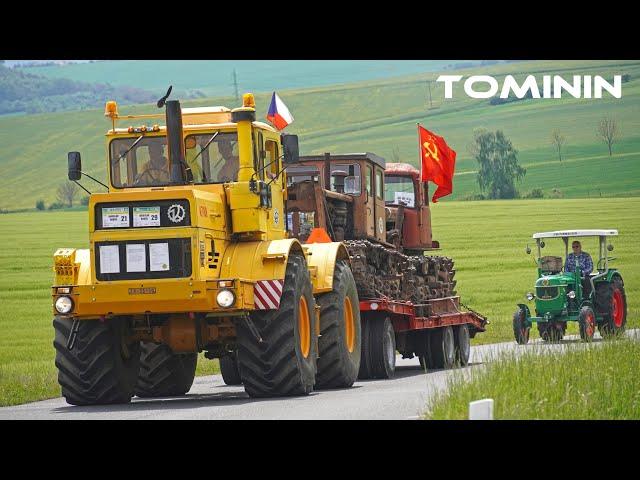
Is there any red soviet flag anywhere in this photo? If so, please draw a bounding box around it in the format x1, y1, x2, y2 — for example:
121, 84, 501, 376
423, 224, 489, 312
419, 125, 457, 203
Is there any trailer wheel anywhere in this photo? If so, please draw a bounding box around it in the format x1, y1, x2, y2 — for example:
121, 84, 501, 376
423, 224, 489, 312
369, 318, 396, 379
358, 318, 373, 380
512, 307, 530, 345
236, 253, 317, 397
53, 316, 140, 406
429, 326, 456, 369
454, 324, 471, 366
135, 343, 197, 397
220, 352, 242, 386
596, 276, 627, 338
316, 260, 362, 389
578, 306, 596, 343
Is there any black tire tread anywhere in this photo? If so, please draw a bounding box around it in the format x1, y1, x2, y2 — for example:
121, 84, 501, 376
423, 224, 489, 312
135, 343, 197, 397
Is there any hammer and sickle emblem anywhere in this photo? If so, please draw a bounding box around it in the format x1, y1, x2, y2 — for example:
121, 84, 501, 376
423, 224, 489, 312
423, 138, 440, 165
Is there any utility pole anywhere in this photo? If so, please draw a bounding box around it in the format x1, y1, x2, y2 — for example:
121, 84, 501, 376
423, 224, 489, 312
427, 80, 433, 109
232, 69, 239, 102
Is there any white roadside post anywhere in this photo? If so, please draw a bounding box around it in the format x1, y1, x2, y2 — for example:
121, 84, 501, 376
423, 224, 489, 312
469, 399, 494, 420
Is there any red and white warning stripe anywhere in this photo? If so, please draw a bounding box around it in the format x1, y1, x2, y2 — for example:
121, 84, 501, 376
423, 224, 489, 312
254, 280, 284, 310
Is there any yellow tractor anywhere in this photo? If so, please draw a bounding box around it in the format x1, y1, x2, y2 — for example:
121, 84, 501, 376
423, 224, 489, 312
52, 92, 361, 405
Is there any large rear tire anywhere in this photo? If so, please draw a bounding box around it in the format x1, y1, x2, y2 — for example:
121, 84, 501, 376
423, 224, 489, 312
368, 318, 396, 379
596, 276, 627, 338
315, 260, 362, 389
135, 343, 197, 398
236, 254, 317, 397
220, 352, 242, 386
53, 316, 140, 406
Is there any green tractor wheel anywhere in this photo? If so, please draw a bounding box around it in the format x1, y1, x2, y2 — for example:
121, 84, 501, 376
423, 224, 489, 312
596, 276, 627, 338
513, 308, 530, 345
578, 306, 596, 342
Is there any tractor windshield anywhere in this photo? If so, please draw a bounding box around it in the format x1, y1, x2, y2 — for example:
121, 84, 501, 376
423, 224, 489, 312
385, 175, 415, 207
109, 132, 239, 188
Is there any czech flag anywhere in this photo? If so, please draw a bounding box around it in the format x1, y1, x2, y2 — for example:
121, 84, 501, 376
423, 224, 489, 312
266, 92, 294, 130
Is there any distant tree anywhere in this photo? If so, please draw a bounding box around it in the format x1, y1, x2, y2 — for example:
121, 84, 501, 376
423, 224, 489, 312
56, 182, 79, 208
622, 74, 630, 83
35, 199, 45, 210
470, 129, 526, 199
597, 116, 619, 156
551, 130, 566, 162
80, 195, 90, 206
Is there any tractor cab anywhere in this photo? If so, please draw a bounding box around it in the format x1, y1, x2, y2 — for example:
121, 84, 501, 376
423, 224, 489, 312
513, 229, 626, 344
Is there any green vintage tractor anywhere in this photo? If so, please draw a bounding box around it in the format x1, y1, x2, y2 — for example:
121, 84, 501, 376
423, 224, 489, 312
513, 230, 627, 344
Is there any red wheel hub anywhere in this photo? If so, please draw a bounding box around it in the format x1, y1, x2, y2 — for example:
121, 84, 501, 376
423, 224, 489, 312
612, 289, 624, 328
585, 312, 595, 337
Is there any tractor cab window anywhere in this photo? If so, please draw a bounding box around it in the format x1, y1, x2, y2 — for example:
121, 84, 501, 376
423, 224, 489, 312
384, 175, 416, 207
264, 139, 279, 179
286, 166, 320, 187
184, 132, 239, 183
330, 163, 361, 195
110, 136, 170, 188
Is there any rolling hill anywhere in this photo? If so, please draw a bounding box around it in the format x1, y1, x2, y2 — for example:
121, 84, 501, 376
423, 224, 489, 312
1, 59, 638, 210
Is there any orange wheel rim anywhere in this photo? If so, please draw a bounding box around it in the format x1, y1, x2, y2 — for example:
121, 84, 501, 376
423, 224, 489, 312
344, 296, 355, 353
298, 296, 310, 358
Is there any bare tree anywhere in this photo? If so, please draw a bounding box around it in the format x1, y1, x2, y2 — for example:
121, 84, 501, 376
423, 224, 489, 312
597, 117, 619, 156
57, 182, 79, 207
551, 130, 566, 162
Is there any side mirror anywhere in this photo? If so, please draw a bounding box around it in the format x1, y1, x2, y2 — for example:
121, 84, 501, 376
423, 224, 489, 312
281, 134, 299, 164
68, 152, 82, 181
525, 245, 531, 255
607, 244, 614, 252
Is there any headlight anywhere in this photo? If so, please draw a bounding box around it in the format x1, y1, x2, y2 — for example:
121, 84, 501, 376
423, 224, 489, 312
567, 291, 576, 299
55, 296, 74, 314
216, 289, 235, 308
526, 292, 535, 301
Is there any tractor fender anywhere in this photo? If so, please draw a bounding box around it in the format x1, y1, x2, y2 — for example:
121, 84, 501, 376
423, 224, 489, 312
303, 242, 350, 294
219, 238, 306, 283
53, 248, 92, 286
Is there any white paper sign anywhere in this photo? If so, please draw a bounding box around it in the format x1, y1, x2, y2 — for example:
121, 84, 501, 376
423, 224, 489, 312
394, 191, 415, 207
149, 243, 170, 271
126, 244, 146, 272
133, 206, 161, 227
99, 245, 120, 274
102, 207, 130, 228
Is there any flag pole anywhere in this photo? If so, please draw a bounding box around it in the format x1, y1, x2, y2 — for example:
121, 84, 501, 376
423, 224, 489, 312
417, 122, 423, 181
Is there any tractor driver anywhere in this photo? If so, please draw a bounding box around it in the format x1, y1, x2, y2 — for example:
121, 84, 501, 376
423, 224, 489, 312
565, 240, 594, 295
136, 142, 170, 186
217, 141, 239, 182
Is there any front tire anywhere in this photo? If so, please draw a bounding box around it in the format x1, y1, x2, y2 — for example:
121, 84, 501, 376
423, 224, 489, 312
513, 308, 530, 345
578, 306, 596, 343
236, 253, 317, 397
53, 317, 140, 406
135, 343, 197, 398
315, 260, 362, 389
220, 351, 243, 386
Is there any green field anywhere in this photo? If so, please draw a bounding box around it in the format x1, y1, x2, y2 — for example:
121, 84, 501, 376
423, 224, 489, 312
0, 197, 637, 406
1, 60, 639, 210
426, 338, 640, 419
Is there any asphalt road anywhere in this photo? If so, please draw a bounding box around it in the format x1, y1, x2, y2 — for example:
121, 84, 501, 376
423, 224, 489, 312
1, 330, 636, 420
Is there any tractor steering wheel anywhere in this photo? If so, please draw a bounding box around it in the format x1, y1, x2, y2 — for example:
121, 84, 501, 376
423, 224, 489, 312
134, 168, 167, 186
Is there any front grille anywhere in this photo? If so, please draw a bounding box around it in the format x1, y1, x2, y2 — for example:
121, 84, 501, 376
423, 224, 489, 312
537, 286, 559, 300
95, 238, 192, 281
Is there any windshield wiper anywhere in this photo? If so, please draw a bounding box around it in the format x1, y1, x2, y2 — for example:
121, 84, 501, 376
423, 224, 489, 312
116, 135, 144, 163
191, 132, 220, 165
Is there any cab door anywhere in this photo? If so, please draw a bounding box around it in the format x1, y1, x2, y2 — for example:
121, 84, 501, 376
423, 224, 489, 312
373, 166, 386, 242
263, 136, 286, 239
364, 164, 375, 237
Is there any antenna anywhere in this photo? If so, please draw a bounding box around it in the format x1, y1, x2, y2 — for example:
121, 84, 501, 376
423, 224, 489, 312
232, 70, 239, 102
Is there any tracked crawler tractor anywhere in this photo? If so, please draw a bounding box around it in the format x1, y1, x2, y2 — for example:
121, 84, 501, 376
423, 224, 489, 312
286, 154, 487, 378
51, 93, 362, 405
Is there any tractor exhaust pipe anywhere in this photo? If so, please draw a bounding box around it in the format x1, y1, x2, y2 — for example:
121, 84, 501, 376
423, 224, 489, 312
165, 100, 189, 183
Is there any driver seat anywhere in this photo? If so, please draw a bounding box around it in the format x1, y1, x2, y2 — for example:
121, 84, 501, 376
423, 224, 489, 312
540, 256, 563, 274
